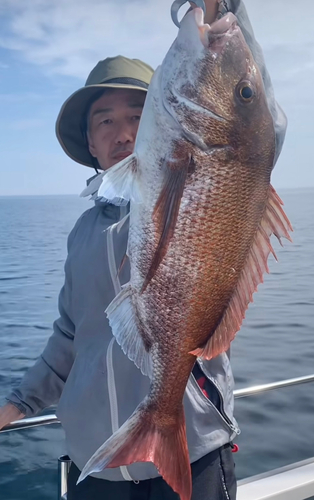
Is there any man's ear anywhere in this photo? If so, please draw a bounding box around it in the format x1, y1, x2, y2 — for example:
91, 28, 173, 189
87, 130, 97, 158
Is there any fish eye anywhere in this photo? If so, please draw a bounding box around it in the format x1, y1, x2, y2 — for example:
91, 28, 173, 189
237, 81, 255, 103
241, 86, 253, 99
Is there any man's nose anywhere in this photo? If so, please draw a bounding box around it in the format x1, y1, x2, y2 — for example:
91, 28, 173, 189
115, 123, 135, 144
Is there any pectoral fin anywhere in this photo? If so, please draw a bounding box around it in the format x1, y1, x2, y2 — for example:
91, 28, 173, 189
98, 153, 141, 205
106, 283, 152, 378
141, 153, 193, 292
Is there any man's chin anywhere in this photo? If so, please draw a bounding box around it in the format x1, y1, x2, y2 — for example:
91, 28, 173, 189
98, 153, 133, 171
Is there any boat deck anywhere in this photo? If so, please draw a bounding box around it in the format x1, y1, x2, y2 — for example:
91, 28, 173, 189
238, 457, 314, 500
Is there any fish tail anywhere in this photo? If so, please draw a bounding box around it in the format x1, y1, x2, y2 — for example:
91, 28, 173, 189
77, 401, 192, 500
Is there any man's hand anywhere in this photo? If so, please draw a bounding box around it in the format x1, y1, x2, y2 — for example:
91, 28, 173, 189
0, 403, 25, 431
189, 0, 219, 25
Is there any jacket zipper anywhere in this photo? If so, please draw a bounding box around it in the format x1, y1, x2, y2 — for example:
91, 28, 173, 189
196, 359, 240, 435
107, 206, 129, 295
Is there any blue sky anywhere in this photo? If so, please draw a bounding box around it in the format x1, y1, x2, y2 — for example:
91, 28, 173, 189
0, 0, 313, 195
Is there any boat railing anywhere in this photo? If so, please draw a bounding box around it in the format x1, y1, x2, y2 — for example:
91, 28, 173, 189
1, 373, 314, 434
1, 373, 314, 500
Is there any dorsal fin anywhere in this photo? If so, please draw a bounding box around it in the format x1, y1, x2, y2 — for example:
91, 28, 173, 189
190, 185, 293, 360
141, 152, 192, 293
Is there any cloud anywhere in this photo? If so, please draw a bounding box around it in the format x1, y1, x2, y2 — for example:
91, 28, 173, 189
0, 0, 313, 192
0, 0, 178, 79
244, 0, 314, 45
1, 0, 313, 87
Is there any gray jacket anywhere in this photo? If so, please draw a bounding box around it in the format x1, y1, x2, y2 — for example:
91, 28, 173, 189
6, 0, 287, 482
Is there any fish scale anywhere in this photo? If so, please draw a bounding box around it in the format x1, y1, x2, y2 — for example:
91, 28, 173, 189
78, 8, 292, 500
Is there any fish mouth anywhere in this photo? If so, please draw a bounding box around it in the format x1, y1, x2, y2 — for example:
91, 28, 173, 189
192, 8, 238, 50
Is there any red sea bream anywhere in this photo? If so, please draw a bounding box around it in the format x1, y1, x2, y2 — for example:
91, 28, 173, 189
79, 8, 292, 500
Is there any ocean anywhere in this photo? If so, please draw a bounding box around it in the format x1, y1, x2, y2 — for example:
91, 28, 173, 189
0, 189, 313, 499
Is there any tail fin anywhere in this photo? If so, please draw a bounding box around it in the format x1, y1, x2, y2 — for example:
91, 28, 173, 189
78, 401, 192, 500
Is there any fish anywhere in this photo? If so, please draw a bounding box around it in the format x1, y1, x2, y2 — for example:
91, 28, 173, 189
79, 7, 292, 500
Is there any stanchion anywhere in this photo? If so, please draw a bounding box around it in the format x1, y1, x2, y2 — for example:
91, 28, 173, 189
58, 455, 72, 500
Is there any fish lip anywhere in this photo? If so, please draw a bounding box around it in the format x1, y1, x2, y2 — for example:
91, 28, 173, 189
191, 8, 238, 49
207, 18, 239, 53
208, 12, 238, 36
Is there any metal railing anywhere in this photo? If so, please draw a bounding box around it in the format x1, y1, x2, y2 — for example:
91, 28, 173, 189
233, 373, 314, 398
0, 414, 60, 433
1, 373, 314, 500
1, 373, 314, 434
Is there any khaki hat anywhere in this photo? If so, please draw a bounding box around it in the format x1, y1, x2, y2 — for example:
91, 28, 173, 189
56, 55, 154, 168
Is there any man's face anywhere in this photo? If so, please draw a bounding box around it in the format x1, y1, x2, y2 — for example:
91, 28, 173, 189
87, 88, 146, 171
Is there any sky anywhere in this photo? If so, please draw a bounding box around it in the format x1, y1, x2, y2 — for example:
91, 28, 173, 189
0, 0, 313, 195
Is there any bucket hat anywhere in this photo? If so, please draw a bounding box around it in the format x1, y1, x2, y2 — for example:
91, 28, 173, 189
56, 55, 154, 168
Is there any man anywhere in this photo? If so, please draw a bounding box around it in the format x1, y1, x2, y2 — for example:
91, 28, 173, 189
0, 1, 287, 498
